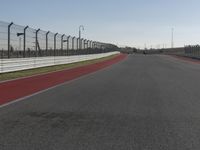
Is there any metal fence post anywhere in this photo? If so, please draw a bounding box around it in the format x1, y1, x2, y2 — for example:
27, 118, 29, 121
46, 31, 50, 55
67, 36, 70, 56
79, 38, 81, 50
81, 38, 84, 50
54, 33, 58, 56
61, 34, 65, 50
90, 41, 92, 48
61, 34, 65, 56
35, 29, 40, 57
72, 37, 75, 50
87, 40, 89, 49
77, 38, 79, 55
8, 22, 14, 58
96, 42, 98, 49
23, 26, 29, 57
83, 39, 85, 49
77, 38, 79, 50
93, 42, 95, 49
96, 42, 99, 49
85, 39, 87, 49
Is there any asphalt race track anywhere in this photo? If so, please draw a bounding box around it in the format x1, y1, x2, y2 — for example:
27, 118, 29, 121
1, 54, 200, 150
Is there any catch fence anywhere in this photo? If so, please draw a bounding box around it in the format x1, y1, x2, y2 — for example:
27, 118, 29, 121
0, 21, 117, 59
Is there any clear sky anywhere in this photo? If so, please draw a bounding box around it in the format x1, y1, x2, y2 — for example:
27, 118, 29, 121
0, 0, 200, 48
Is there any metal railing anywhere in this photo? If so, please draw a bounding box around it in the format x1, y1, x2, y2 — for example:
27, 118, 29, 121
0, 21, 118, 59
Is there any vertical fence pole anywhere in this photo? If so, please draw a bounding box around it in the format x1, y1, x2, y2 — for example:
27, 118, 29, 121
86, 40, 89, 54
79, 38, 82, 50
35, 29, 40, 57
79, 38, 81, 50
87, 40, 89, 49
72, 37, 75, 50
61, 34, 65, 56
83, 39, 85, 49
77, 38, 79, 55
96, 42, 98, 49
90, 41, 92, 49
77, 38, 79, 50
67, 36, 70, 56
46, 31, 50, 56
54, 33, 58, 56
81, 38, 84, 50
85, 39, 87, 49
93, 42, 95, 49
23, 26, 29, 58
8, 22, 14, 58
61, 34, 65, 50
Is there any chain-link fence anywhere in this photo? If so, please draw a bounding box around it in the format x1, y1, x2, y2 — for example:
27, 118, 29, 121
0, 21, 118, 59
184, 45, 200, 58
160, 46, 200, 58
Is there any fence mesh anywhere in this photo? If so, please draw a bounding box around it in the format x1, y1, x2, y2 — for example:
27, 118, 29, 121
0, 21, 118, 59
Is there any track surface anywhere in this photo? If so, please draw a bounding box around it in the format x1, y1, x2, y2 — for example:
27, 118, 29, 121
1, 55, 200, 150
0, 54, 126, 105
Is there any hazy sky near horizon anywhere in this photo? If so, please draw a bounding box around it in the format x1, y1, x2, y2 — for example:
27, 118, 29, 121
0, 0, 200, 48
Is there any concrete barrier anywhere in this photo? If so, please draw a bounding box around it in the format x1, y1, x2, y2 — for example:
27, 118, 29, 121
0, 52, 120, 73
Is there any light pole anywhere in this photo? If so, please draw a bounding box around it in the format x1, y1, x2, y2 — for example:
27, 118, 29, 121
79, 25, 84, 49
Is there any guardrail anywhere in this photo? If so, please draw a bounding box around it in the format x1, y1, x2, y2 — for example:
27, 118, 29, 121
0, 52, 120, 73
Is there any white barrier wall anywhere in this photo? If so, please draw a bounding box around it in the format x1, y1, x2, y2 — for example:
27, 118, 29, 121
0, 52, 120, 73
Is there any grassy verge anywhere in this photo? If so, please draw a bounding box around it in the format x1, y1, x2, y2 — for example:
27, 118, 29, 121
0, 54, 119, 82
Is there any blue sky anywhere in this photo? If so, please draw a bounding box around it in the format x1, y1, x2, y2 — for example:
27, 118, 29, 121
1, 0, 200, 48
